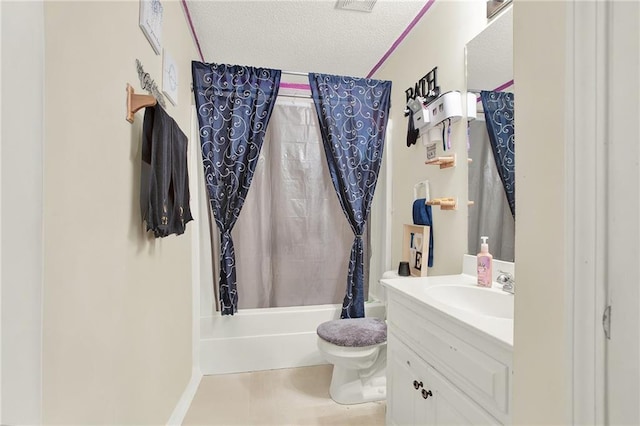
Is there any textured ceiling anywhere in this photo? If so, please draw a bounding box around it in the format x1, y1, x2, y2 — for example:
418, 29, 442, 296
185, 0, 430, 79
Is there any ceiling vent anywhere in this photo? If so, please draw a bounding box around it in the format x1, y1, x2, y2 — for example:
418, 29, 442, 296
336, 0, 377, 13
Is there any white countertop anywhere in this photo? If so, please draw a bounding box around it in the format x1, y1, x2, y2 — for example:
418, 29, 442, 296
381, 274, 514, 348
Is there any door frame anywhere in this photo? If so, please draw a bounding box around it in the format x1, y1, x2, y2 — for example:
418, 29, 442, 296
603, 1, 640, 424
565, 1, 608, 424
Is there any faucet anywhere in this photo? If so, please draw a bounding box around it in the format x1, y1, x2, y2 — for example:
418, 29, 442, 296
496, 271, 515, 294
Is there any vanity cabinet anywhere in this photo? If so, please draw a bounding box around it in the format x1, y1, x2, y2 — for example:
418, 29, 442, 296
385, 285, 512, 425
388, 334, 500, 425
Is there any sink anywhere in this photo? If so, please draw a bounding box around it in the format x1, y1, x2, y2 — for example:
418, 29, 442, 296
423, 285, 514, 319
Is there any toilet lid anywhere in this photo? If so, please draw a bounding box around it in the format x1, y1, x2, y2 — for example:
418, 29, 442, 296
317, 318, 387, 347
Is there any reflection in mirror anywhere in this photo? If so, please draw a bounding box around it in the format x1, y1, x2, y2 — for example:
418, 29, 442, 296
487, 0, 513, 19
466, 6, 514, 261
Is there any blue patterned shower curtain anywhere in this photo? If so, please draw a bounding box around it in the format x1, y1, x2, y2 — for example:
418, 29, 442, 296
481, 91, 515, 217
192, 62, 281, 315
309, 73, 392, 319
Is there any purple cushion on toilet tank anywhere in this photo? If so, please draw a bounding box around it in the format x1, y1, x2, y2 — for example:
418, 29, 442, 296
316, 318, 387, 347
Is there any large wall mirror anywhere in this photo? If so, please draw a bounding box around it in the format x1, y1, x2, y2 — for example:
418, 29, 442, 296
466, 6, 514, 261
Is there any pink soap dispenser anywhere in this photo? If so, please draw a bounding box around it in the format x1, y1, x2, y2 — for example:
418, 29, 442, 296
477, 236, 493, 287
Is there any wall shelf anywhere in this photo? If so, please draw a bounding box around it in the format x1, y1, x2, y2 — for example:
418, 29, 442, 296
425, 155, 456, 169
425, 155, 473, 169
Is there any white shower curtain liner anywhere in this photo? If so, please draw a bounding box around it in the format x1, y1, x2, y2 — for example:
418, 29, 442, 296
468, 119, 515, 261
210, 97, 370, 310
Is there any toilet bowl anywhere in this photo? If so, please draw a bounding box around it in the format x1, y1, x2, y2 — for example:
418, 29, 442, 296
316, 317, 387, 405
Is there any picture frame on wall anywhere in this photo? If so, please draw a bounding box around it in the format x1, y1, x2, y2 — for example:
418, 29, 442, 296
139, 0, 163, 55
162, 49, 178, 106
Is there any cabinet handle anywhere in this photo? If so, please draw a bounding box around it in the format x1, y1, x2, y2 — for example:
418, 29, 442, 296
413, 380, 423, 390
421, 389, 433, 399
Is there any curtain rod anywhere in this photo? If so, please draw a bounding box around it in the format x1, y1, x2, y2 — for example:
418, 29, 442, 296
282, 70, 308, 77
277, 93, 312, 99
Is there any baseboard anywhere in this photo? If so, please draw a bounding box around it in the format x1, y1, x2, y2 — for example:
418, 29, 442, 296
167, 368, 203, 425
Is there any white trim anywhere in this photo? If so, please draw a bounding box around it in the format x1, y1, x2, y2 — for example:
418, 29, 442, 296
166, 368, 202, 425
604, 2, 640, 423
38, 0, 46, 420
188, 106, 202, 380
385, 119, 393, 271
167, 107, 204, 425
567, 2, 608, 424
0, 3, 3, 420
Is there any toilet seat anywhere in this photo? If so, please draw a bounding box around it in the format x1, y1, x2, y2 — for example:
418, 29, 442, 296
317, 317, 387, 347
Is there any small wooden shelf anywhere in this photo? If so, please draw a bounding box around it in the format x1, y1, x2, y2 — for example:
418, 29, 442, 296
426, 197, 457, 210
425, 155, 456, 169
425, 155, 474, 169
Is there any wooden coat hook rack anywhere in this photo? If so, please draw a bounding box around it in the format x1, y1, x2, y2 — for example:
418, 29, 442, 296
126, 83, 157, 123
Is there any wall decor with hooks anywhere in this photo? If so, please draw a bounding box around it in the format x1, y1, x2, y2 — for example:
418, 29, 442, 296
135, 59, 166, 107
404, 66, 440, 108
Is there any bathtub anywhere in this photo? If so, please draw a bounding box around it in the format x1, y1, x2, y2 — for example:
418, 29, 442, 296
199, 300, 386, 375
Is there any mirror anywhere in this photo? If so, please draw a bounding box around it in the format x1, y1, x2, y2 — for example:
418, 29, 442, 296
466, 6, 514, 261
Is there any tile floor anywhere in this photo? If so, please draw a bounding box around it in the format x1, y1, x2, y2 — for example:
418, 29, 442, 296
183, 365, 386, 425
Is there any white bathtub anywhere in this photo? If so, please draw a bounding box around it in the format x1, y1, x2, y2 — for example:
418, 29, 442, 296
200, 301, 386, 375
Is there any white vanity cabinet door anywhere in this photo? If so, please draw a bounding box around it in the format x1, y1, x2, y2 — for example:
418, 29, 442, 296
426, 364, 501, 425
388, 333, 501, 426
387, 334, 431, 425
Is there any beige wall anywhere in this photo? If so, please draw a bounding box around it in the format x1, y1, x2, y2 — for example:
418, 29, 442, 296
42, 1, 197, 423
373, 1, 486, 275
512, 1, 569, 424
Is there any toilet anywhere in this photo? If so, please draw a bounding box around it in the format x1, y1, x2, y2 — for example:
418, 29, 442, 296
316, 317, 387, 404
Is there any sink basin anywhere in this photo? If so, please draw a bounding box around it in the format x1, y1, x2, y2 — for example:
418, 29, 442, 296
423, 285, 514, 319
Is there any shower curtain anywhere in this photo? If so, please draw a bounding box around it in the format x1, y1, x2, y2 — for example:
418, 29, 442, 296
192, 62, 281, 315
309, 73, 391, 318
221, 98, 370, 309
468, 119, 515, 261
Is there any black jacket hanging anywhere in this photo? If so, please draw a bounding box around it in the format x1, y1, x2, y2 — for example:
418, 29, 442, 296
141, 104, 193, 237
